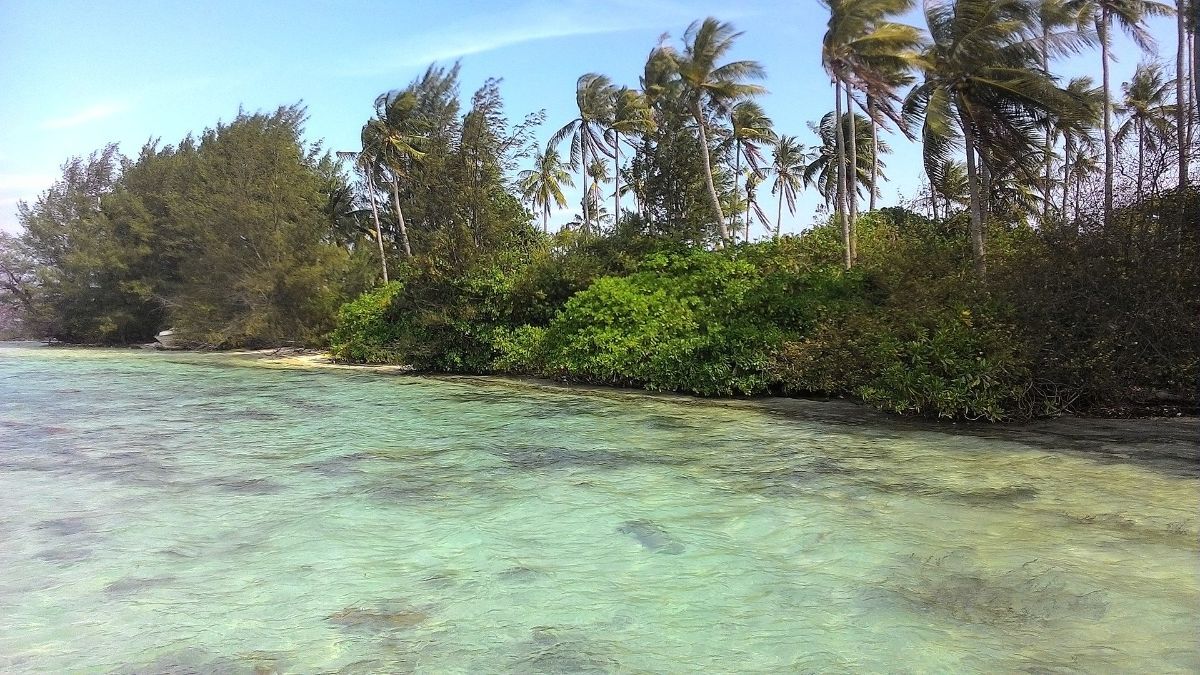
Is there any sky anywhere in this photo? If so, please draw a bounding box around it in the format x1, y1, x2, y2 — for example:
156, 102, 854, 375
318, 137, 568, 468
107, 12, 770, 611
0, 0, 1184, 235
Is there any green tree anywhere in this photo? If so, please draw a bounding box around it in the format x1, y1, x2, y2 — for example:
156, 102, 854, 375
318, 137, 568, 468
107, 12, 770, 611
669, 17, 767, 245
769, 135, 808, 238
804, 112, 889, 209
821, 0, 923, 265
550, 74, 616, 233
904, 0, 1089, 275
364, 89, 427, 259
726, 101, 777, 241
608, 87, 656, 224
518, 146, 574, 232
1115, 61, 1178, 196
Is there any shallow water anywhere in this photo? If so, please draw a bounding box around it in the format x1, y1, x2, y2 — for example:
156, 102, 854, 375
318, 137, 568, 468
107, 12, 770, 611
1, 344, 1197, 673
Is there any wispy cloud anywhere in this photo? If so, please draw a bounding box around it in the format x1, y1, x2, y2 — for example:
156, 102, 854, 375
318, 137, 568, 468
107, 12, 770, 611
342, 0, 760, 77
41, 102, 128, 130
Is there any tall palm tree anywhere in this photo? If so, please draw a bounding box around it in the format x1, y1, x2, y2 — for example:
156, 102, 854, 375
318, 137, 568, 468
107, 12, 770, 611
904, 0, 1091, 275
770, 136, 808, 238
804, 111, 889, 209
608, 87, 656, 225
821, 0, 923, 265
727, 101, 777, 241
518, 147, 574, 233
550, 74, 616, 234
669, 17, 767, 245
1178, 0, 1190, 191
1115, 61, 1178, 196
365, 90, 426, 258
1079, 0, 1173, 223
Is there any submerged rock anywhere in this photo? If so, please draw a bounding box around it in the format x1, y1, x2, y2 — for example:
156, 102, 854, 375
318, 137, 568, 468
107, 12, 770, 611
327, 605, 429, 632
616, 519, 685, 554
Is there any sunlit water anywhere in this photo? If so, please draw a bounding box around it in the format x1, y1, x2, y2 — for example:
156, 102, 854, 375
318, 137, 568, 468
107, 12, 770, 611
1, 343, 1197, 674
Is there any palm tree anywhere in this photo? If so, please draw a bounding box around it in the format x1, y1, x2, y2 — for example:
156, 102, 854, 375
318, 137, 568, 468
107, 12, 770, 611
804, 111, 888, 209
904, 0, 1091, 275
518, 147, 574, 233
743, 170, 771, 238
821, 0, 923, 265
337, 150, 388, 284
1080, 0, 1173, 223
550, 74, 616, 234
770, 136, 808, 238
583, 160, 612, 235
609, 87, 656, 225
1051, 76, 1104, 219
1177, 0, 1190, 191
364, 89, 426, 258
727, 101, 777, 241
1115, 61, 1178, 197
669, 17, 767, 245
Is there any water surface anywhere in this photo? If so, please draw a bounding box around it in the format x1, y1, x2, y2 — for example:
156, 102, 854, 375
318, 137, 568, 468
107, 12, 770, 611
1, 344, 1197, 673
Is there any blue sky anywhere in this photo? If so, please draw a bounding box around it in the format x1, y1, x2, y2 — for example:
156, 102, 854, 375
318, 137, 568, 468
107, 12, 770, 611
0, 0, 1182, 234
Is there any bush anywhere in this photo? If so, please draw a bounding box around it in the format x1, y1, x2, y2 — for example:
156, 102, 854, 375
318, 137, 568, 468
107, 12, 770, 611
328, 282, 407, 363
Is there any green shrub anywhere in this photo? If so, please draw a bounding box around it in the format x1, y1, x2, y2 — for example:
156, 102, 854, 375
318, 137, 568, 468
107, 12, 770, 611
328, 282, 407, 363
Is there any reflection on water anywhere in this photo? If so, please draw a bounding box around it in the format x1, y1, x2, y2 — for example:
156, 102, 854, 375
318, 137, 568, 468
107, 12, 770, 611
0, 344, 1197, 673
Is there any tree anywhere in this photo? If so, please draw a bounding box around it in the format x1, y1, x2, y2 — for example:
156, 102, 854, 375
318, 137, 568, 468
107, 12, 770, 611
726, 101, 777, 241
1081, 0, 1174, 224
550, 74, 616, 234
821, 0, 923, 265
804, 111, 889, 209
1051, 76, 1104, 220
669, 17, 767, 245
337, 150, 389, 284
1115, 61, 1178, 197
365, 89, 427, 259
608, 87, 656, 225
904, 0, 1091, 275
770, 136, 808, 238
518, 146, 574, 232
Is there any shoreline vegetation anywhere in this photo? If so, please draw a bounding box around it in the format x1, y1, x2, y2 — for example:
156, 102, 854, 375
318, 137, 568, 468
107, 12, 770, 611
3, 8, 1197, 422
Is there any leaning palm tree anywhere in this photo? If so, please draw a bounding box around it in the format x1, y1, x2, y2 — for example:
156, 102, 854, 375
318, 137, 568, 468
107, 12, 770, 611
518, 147, 574, 233
1115, 61, 1178, 197
770, 136, 808, 238
365, 89, 426, 258
550, 74, 616, 234
608, 87, 656, 224
669, 17, 767, 245
337, 150, 388, 284
726, 101, 777, 240
1077, 0, 1173, 222
904, 0, 1092, 275
821, 0, 924, 265
743, 170, 771, 239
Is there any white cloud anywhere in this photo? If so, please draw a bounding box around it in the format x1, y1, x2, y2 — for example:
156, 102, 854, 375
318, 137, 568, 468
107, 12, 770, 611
343, 0, 759, 76
41, 102, 128, 130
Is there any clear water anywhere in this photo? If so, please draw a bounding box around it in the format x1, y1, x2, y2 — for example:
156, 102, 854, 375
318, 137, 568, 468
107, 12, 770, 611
1, 343, 1197, 674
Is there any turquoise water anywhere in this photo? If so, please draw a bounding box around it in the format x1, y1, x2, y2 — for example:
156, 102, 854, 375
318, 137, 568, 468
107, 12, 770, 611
1, 343, 1197, 673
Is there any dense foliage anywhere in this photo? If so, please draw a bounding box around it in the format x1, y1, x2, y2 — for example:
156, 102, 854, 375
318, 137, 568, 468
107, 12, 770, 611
4, 6, 1196, 421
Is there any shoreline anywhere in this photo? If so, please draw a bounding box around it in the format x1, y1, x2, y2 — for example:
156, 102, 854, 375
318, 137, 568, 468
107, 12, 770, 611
5, 341, 1198, 475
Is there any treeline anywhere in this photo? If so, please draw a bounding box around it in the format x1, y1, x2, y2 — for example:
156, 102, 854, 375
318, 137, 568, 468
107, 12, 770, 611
2, 2, 1197, 420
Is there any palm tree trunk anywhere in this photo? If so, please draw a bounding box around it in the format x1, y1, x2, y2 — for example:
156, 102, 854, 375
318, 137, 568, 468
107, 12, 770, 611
845, 84, 858, 264
746, 192, 753, 241
1062, 136, 1073, 226
614, 132, 622, 228
868, 96, 879, 212
543, 204, 549, 234
1179, 0, 1189, 192
833, 79, 850, 269
1041, 22, 1053, 219
691, 103, 729, 245
962, 122, 987, 276
1137, 119, 1146, 198
580, 134, 590, 233
365, 169, 389, 284
733, 144, 742, 243
776, 189, 784, 239
1100, 9, 1115, 226
390, 177, 412, 258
